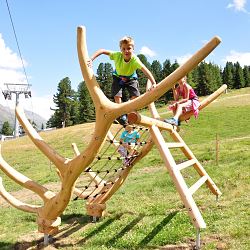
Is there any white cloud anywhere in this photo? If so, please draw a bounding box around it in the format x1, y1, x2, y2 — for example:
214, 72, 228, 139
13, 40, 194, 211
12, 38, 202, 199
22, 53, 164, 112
0, 33, 27, 88
227, 0, 249, 13
0, 69, 26, 87
222, 50, 250, 66
0, 34, 54, 120
176, 53, 193, 65
23, 94, 55, 120
0, 34, 27, 69
139, 46, 156, 58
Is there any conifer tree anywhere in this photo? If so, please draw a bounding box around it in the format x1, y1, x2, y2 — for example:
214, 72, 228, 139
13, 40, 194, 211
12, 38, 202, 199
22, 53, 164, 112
77, 81, 95, 123
151, 60, 163, 83
137, 54, 151, 94
1, 121, 13, 136
233, 62, 245, 88
96, 63, 113, 99
222, 62, 234, 89
243, 65, 250, 87
50, 77, 74, 128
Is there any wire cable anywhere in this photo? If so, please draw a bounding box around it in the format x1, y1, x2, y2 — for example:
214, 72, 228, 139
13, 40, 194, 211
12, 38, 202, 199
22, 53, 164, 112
5, 0, 35, 124
5, 0, 30, 86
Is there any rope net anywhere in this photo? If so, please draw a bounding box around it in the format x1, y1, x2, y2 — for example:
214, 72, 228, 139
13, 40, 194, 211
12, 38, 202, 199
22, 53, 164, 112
74, 124, 150, 201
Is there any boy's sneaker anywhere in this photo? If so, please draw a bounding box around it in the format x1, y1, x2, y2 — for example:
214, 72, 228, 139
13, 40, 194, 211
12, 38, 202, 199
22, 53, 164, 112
164, 117, 179, 126
117, 114, 128, 126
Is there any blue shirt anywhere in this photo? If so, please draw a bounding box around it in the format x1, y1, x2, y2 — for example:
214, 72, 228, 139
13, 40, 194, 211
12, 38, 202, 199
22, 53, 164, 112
120, 130, 140, 143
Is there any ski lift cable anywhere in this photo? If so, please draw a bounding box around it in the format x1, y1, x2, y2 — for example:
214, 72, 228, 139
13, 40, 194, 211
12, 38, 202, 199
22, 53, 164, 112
5, 0, 30, 86
5, 0, 35, 123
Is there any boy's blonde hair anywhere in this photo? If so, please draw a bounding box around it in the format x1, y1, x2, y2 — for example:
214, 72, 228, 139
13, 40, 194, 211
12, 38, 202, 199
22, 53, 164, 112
119, 36, 134, 49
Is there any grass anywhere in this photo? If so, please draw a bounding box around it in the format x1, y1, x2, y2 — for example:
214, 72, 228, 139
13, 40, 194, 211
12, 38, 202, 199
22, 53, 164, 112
0, 88, 250, 249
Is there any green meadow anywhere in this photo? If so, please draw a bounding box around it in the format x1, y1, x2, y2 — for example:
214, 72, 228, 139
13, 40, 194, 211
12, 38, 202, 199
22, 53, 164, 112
0, 88, 249, 249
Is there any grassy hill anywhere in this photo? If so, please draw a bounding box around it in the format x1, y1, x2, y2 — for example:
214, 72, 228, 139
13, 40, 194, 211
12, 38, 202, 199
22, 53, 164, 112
0, 88, 249, 249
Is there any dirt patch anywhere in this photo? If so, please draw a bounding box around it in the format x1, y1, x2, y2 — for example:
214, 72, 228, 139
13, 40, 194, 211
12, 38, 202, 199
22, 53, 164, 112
202, 234, 229, 249
142, 165, 163, 173
0, 182, 61, 207
158, 243, 193, 249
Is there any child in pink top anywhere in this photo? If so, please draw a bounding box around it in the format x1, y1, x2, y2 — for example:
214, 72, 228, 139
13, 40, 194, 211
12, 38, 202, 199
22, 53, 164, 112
164, 76, 200, 126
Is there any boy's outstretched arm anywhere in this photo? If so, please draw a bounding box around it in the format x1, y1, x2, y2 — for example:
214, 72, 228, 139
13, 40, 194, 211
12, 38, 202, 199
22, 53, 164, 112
91, 49, 111, 61
87, 49, 111, 67
141, 66, 157, 89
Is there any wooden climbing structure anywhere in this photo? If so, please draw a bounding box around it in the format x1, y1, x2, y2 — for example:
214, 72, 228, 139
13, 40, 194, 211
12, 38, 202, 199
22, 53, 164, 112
0, 25, 226, 248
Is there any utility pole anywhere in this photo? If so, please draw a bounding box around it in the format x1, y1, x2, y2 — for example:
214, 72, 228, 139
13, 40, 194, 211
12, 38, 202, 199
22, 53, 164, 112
2, 83, 32, 138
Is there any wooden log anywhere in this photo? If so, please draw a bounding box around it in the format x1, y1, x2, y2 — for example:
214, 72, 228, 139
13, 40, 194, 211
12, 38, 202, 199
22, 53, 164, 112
179, 84, 227, 121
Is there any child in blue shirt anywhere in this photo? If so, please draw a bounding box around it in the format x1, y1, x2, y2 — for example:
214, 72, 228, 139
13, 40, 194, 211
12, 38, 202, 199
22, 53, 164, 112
118, 125, 140, 165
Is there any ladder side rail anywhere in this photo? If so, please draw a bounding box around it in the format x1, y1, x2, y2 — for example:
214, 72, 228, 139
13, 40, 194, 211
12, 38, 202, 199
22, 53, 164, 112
150, 125, 206, 229
170, 130, 222, 196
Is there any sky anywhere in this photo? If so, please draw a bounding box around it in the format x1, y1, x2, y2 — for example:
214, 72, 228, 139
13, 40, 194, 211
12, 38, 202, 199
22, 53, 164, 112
0, 0, 250, 120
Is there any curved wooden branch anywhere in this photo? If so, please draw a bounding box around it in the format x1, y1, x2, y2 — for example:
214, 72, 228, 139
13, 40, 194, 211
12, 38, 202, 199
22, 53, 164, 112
0, 177, 41, 213
15, 104, 66, 173
146, 80, 161, 119
71, 143, 106, 186
77, 26, 221, 123
73, 25, 222, 176
0, 146, 55, 202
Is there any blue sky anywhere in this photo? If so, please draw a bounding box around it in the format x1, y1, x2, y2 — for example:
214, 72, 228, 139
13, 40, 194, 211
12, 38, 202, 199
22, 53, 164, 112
0, 0, 250, 120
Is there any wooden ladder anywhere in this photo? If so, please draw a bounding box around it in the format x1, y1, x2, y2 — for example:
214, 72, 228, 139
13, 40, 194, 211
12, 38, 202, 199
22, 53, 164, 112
150, 124, 222, 229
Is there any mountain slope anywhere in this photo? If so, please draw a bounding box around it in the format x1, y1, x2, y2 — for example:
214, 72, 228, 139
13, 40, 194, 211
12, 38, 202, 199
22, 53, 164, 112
0, 104, 47, 130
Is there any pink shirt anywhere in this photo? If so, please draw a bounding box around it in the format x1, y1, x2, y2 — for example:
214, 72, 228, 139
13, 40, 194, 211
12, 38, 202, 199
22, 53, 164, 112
173, 85, 200, 118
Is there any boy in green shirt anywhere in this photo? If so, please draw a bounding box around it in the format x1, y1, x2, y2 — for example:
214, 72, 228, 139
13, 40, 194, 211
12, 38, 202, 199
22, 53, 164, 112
88, 36, 156, 125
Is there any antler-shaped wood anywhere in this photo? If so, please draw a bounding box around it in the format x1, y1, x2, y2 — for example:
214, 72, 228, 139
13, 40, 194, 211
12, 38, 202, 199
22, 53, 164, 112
0, 25, 221, 235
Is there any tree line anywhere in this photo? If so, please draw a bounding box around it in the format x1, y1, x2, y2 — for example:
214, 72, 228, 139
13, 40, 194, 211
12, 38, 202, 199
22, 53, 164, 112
44, 56, 250, 129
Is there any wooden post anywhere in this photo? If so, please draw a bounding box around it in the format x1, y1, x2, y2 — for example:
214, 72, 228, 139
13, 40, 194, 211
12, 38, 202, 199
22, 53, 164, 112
216, 134, 219, 165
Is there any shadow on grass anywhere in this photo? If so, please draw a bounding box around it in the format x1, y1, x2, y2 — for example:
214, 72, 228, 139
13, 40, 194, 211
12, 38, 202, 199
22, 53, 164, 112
12, 213, 90, 250
106, 213, 145, 247
11, 211, 179, 249
52, 212, 124, 248
0, 242, 13, 250
75, 212, 123, 245
137, 211, 178, 249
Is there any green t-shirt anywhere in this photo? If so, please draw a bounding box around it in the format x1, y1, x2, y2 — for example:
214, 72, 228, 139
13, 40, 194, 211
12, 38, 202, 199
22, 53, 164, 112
109, 51, 143, 77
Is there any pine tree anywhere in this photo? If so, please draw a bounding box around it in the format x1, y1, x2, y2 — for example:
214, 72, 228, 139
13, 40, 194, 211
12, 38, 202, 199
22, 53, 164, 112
137, 54, 151, 94
70, 90, 80, 125
233, 62, 245, 89
1, 121, 13, 136
151, 60, 163, 83
162, 59, 172, 78
77, 81, 95, 123
161, 59, 179, 103
195, 62, 210, 96
96, 63, 113, 99
243, 65, 250, 87
222, 62, 234, 89
50, 77, 74, 128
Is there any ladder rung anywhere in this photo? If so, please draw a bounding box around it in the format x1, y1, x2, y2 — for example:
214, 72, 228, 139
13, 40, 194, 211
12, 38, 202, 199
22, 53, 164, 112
189, 176, 208, 195
176, 159, 196, 171
165, 142, 185, 148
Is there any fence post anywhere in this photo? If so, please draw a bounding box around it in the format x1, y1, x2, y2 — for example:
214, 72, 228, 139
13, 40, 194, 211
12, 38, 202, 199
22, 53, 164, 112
216, 134, 219, 165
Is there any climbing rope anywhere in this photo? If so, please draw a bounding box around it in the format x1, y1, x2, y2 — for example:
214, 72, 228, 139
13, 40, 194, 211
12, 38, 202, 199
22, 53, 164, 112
74, 124, 150, 201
